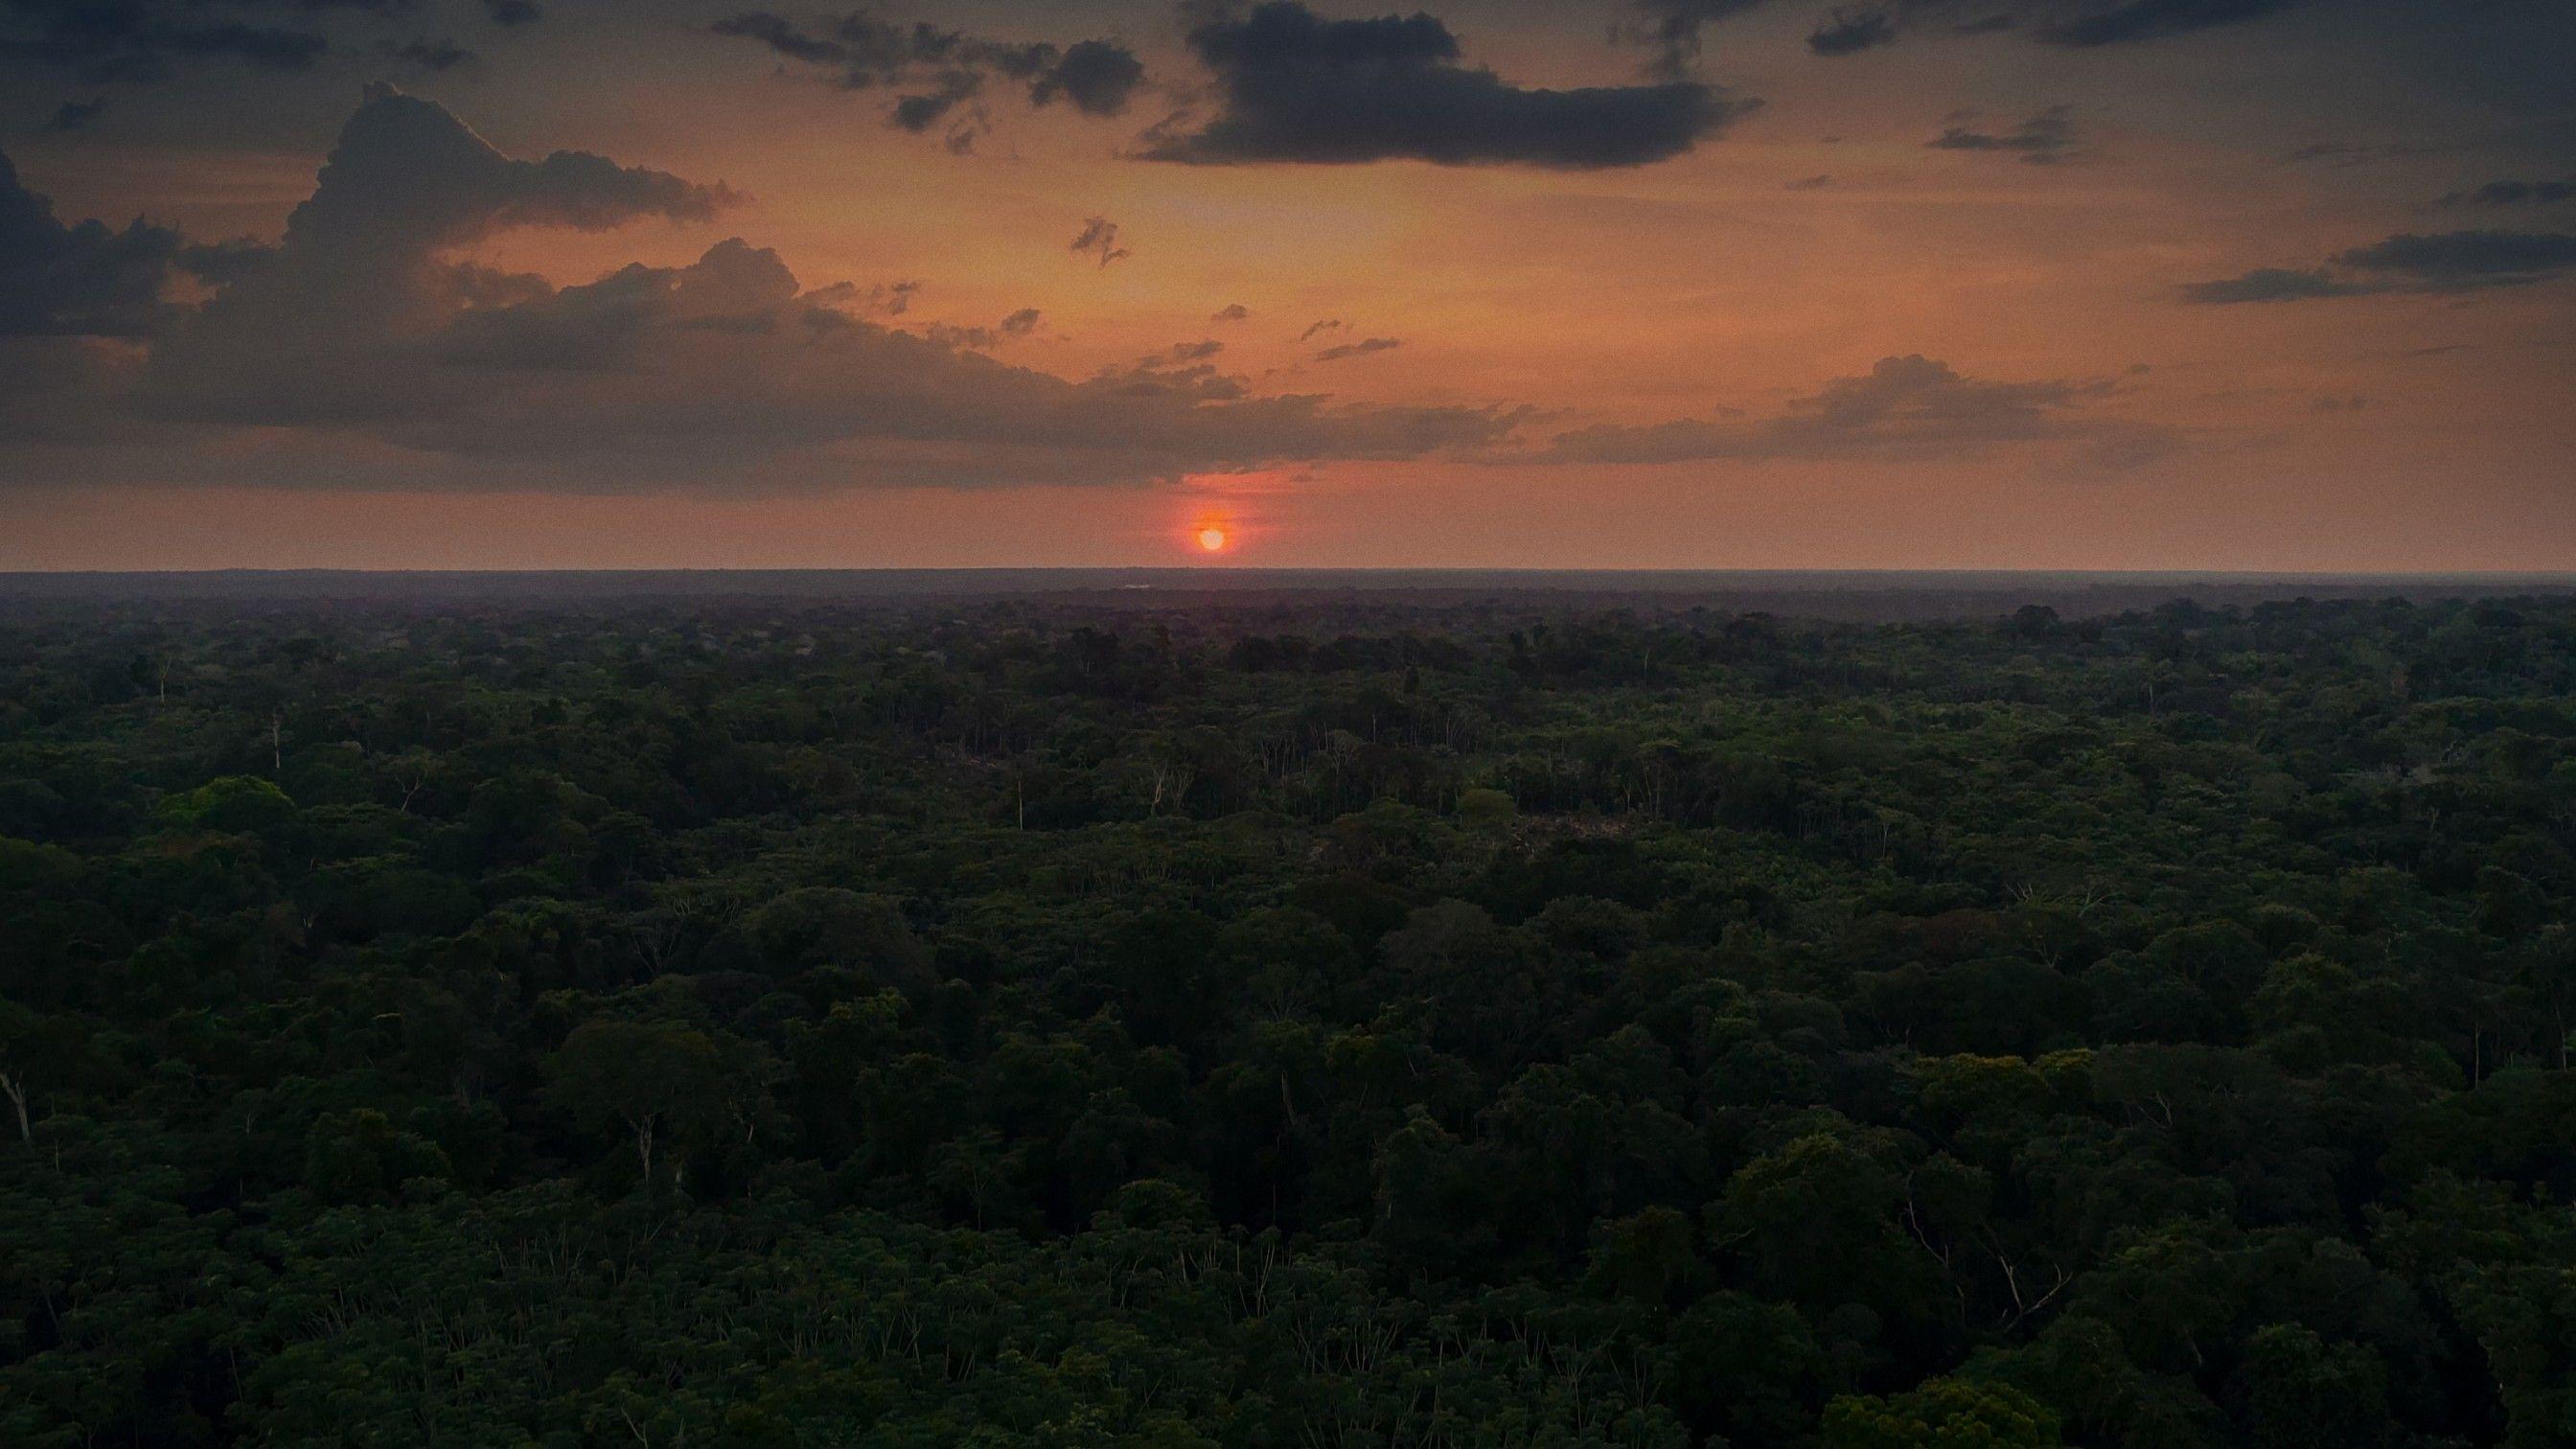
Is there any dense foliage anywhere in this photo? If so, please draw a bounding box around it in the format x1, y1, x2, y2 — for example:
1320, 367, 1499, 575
4, 589, 2574, 1447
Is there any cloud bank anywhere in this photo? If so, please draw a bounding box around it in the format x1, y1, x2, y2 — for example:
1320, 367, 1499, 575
1141, 2, 1756, 169
1538, 355, 2174, 471
4, 87, 1518, 492
709, 11, 1145, 149
2186, 230, 2576, 302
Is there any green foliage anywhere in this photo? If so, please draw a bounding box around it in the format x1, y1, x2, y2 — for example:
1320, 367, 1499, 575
4, 590, 2574, 1444
1823, 1377, 2063, 1446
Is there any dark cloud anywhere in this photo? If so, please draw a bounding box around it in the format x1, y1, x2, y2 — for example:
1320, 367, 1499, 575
385, 37, 477, 73
2186, 230, 2576, 302
2179, 266, 2370, 304
2437, 177, 2576, 208
1784, 172, 1833, 189
2, 0, 547, 91
0, 149, 181, 336
0, 0, 352, 85
2284, 141, 2417, 168
1070, 216, 1131, 267
16, 89, 1514, 492
46, 98, 106, 132
708, 12, 847, 66
1806, 9, 1896, 55
1926, 105, 2077, 164
1034, 39, 1147, 115
709, 11, 1145, 147
1612, 0, 1775, 81
1798, 0, 2307, 58
1538, 354, 2174, 470
1141, 1, 1756, 170
1211, 303, 1251, 323
919, 306, 1047, 351
174, 238, 279, 288
2337, 230, 2576, 286
1315, 335, 1399, 361
2039, 0, 2298, 47
1298, 317, 1345, 342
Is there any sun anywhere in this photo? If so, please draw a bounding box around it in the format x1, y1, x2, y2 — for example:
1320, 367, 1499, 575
1197, 526, 1229, 553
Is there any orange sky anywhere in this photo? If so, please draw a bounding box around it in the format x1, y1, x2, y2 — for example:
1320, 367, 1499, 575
2, 0, 2570, 569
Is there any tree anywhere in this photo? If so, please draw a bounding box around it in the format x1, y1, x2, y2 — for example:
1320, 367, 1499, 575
544, 1021, 762, 1188
1824, 1377, 2063, 1447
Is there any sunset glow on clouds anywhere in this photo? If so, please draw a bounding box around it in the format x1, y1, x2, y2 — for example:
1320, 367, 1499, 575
2, 0, 2571, 568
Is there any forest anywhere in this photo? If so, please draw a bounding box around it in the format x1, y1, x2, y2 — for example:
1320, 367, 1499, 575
2, 587, 2572, 1447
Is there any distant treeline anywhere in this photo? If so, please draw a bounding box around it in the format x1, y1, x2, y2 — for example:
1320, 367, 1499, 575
4, 568, 2573, 623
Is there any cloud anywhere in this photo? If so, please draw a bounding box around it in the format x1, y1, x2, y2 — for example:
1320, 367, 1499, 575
0, 0, 443, 86
709, 11, 1145, 148
2283, 141, 2416, 168
385, 37, 477, 74
1807, 9, 1897, 54
2337, 230, 2576, 285
1035, 39, 1147, 114
1537, 354, 2174, 470
1926, 105, 2078, 164
1798, 0, 2308, 58
0, 150, 183, 336
1211, 303, 1252, 323
2038, 0, 2300, 47
483, 0, 542, 25
1298, 317, 1346, 342
1070, 216, 1132, 266
15, 88, 1515, 492
1140, 1, 1757, 169
1784, 172, 1833, 190
1613, 0, 1775, 81
2185, 230, 2576, 302
918, 306, 1047, 350
2436, 177, 2576, 209
46, 98, 105, 132
2179, 266, 2371, 304
1315, 335, 1400, 361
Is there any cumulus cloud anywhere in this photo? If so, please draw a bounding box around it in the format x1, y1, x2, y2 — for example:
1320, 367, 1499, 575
1140, 1, 1756, 169
1926, 105, 2078, 165
709, 11, 1144, 149
1211, 303, 1252, 323
2185, 230, 2576, 302
1537, 355, 2174, 470
0, 150, 183, 337
14, 87, 1515, 492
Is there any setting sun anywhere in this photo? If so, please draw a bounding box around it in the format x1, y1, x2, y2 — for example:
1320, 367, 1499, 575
1197, 527, 1228, 553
